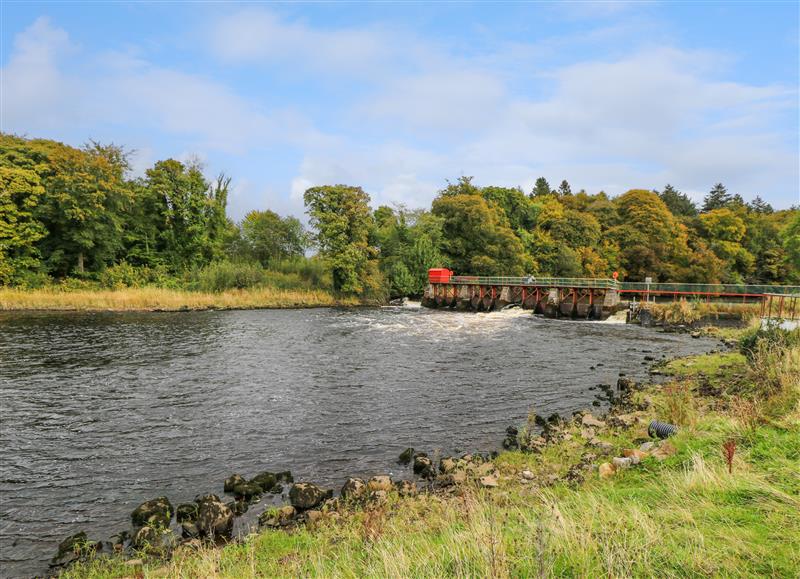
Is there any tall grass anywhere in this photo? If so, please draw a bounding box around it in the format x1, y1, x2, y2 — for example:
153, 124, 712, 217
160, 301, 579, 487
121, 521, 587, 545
0, 287, 356, 311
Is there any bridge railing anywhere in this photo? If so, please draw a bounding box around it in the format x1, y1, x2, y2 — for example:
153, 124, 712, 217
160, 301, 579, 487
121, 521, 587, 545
618, 282, 800, 296
440, 276, 800, 297
449, 276, 619, 289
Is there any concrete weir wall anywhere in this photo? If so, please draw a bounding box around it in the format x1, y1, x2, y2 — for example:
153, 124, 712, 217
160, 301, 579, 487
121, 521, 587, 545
422, 283, 620, 320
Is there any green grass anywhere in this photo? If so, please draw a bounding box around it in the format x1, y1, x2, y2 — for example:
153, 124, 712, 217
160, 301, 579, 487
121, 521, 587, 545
61, 341, 800, 578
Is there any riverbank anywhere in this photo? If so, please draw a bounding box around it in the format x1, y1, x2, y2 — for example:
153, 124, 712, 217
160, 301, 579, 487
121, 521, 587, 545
0, 287, 360, 311
54, 324, 799, 578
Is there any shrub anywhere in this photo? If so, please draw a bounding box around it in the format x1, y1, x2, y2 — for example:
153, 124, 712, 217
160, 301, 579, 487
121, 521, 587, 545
739, 325, 800, 360
192, 261, 269, 292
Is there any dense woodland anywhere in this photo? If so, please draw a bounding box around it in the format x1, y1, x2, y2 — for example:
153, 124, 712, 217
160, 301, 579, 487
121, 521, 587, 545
1, 134, 798, 299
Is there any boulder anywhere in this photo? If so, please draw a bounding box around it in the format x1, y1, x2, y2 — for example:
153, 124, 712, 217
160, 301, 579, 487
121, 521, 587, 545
521, 470, 535, 480
439, 457, 457, 474
617, 377, 636, 391
180, 522, 199, 539
195, 493, 220, 503
176, 503, 198, 523
226, 500, 249, 516
196, 497, 234, 540
581, 414, 606, 429
305, 510, 324, 525
131, 525, 161, 551
651, 441, 677, 461
276, 471, 294, 483
622, 449, 648, 462
250, 471, 277, 493
612, 457, 633, 469
232, 482, 262, 500
598, 463, 616, 479
394, 480, 417, 496
639, 441, 655, 453
50, 532, 90, 568
131, 496, 173, 529
369, 489, 389, 503
479, 475, 498, 488
505, 426, 519, 436
398, 447, 415, 464
289, 482, 332, 511
223, 474, 246, 493
259, 505, 297, 528
413, 455, 435, 479
341, 477, 367, 500
367, 475, 393, 492
502, 436, 519, 450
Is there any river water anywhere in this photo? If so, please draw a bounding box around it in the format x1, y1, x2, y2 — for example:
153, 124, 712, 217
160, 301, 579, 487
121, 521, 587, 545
0, 306, 718, 577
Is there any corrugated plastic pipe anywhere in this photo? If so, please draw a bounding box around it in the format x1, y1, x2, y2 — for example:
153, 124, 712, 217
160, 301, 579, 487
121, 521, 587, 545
648, 420, 678, 439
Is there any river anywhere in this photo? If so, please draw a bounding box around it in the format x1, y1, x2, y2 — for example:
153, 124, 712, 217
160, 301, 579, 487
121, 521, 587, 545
0, 306, 718, 577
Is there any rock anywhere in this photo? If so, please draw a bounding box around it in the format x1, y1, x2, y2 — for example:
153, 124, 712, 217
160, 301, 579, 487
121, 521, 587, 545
131, 525, 161, 550
341, 477, 367, 500
502, 435, 519, 449
398, 447, 415, 464
369, 489, 388, 503
598, 463, 616, 479
305, 510, 324, 525
250, 471, 277, 493
479, 475, 498, 488
617, 377, 635, 391
367, 475, 393, 492
505, 425, 519, 436
181, 522, 199, 539
259, 505, 297, 528
644, 355, 655, 361
439, 457, 457, 474
639, 442, 655, 453
289, 482, 332, 511
50, 532, 89, 568
176, 503, 198, 523
611, 412, 641, 429
232, 482, 262, 500
394, 480, 417, 496
590, 439, 615, 454
131, 496, 173, 529
691, 331, 701, 339
276, 471, 294, 483
226, 500, 249, 516
476, 462, 496, 477
581, 414, 606, 428
196, 497, 234, 540
223, 474, 246, 493
270, 483, 284, 494
622, 449, 648, 463
125, 558, 144, 567
651, 441, 677, 460
413, 455, 435, 479
521, 470, 535, 480
612, 457, 633, 469
195, 493, 220, 503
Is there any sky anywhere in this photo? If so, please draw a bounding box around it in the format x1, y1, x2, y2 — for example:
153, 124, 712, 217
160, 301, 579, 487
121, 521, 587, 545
1, 1, 798, 220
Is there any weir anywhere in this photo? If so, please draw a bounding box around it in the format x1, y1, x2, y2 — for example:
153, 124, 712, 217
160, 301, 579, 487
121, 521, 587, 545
422, 275, 620, 320
421, 270, 800, 321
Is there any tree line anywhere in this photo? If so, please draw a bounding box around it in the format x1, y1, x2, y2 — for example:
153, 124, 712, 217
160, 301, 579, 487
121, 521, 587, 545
1, 134, 798, 298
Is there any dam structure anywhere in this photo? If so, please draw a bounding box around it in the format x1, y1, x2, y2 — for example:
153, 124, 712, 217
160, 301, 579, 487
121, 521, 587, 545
421, 269, 800, 321
422, 271, 620, 319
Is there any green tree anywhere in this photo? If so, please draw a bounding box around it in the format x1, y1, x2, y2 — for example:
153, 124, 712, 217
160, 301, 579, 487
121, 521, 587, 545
748, 196, 773, 214
240, 210, 307, 266
304, 185, 376, 294
659, 184, 697, 217
0, 166, 46, 284
557, 180, 572, 197
531, 177, 552, 197
610, 190, 691, 281
481, 186, 538, 231
702, 183, 731, 212
432, 193, 531, 275
782, 213, 800, 277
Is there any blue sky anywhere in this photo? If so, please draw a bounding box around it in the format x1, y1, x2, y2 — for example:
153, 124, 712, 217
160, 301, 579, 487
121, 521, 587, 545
2, 1, 798, 220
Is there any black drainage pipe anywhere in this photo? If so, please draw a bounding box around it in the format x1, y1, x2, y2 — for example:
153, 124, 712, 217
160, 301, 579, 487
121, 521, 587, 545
648, 420, 678, 439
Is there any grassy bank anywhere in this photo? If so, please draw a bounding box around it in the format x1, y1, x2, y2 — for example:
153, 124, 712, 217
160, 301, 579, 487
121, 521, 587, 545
59, 327, 799, 578
0, 287, 359, 312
